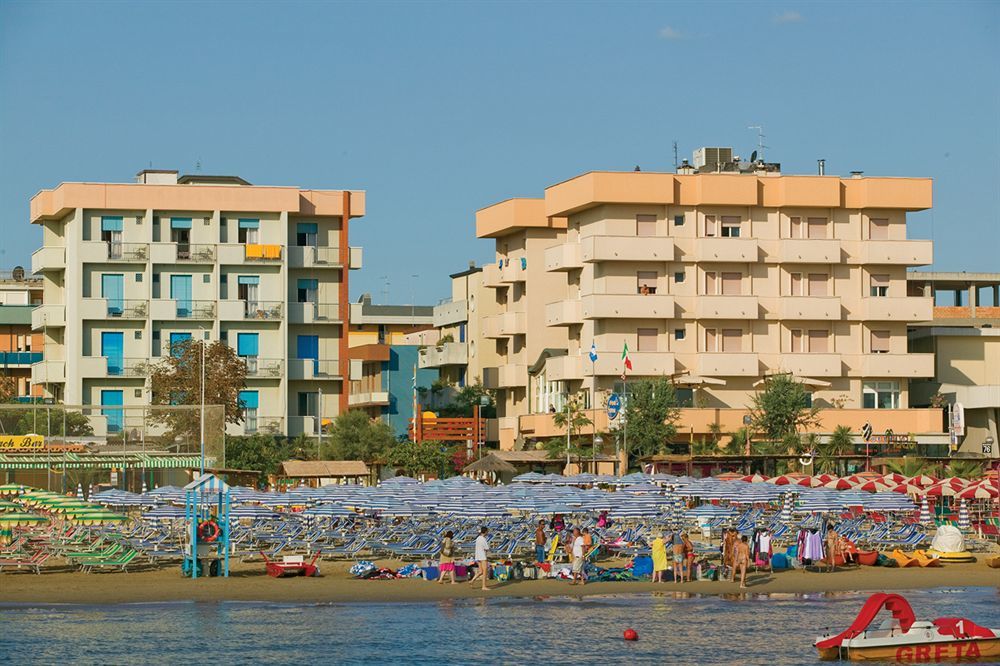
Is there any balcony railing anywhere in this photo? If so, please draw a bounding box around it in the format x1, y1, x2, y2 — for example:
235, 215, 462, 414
244, 244, 283, 261
107, 300, 149, 319
173, 300, 216, 319
245, 416, 284, 435
0, 352, 43, 366
289, 358, 341, 380
244, 357, 284, 378
106, 242, 149, 262
174, 244, 216, 262
105, 357, 153, 378
242, 301, 284, 320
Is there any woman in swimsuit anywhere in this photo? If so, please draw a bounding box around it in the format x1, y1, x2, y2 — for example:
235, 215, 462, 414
735, 535, 751, 589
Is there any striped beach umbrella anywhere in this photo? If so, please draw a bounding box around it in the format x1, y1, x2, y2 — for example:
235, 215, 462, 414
76, 483, 84, 498
958, 498, 970, 531
780, 494, 793, 523
919, 496, 931, 524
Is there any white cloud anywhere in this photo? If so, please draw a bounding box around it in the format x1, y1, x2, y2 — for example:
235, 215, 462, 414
773, 10, 803, 24
658, 25, 684, 40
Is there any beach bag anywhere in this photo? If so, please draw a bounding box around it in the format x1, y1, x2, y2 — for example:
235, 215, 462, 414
511, 562, 524, 581
522, 565, 537, 580
632, 555, 654, 577
441, 540, 454, 558
771, 553, 789, 570
492, 564, 510, 581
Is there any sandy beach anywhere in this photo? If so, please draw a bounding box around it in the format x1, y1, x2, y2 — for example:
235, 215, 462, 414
1, 557, 997, 605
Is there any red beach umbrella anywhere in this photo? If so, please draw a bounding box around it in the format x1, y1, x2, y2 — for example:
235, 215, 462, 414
824, 478, 855, 490
958, 484, 999, 500
858, 480, 893, 493
741, 473, 769, 483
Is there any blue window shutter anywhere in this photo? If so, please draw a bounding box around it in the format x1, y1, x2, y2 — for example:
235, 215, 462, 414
101, 216, 124, 232
459, 324, 466, 343
239, 390, 259, 409
237, 218, 260, 229
170, 217, 193, 229
237, 275, 260, 285
170, 275, 193, 316
297, 278, 318, 290
296, 335, 319, 360
520, 257, 527, 270
297, 222, 318, 234
101, 274, 124, 314
169, 332, 192, 357
101, 332, 124, 376
237, 333, 259, 357
101, 390, 124, 432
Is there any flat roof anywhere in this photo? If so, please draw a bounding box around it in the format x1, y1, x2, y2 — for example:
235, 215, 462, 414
0, 305, 35, 326
908, 271, 1000, 284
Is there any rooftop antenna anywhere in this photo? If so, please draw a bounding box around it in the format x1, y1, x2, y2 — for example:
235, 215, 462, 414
672, 140, 679, 169
195, 159, 202, 172
747, 125, 767, 162
379, 275, 390, 304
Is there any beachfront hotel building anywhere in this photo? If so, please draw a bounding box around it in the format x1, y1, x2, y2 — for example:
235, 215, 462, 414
472, 150, 948, 452
0, 270, 45, 400
28, 169, 363, 437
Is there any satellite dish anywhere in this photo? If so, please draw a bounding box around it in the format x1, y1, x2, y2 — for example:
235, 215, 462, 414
750, 150, 758, 163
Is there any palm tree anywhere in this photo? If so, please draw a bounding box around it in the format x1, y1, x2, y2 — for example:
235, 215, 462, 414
945, 460, 984, 480
885, 457, 941, 478
816, 425, 854, 476
552, 394, 592, 470
724, 427, 751, 455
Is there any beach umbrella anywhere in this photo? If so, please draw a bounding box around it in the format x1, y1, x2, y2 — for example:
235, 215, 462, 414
769, 475, 796, 485
906, 474, 938, 487
891, 483, 924, 495
958, 499, 970, 531
76, 483, 84, 498
857, 480, 893, 493
66, 511, 127, 525
0, 499, 22, 512
779, 494, 794, 523
0, 512, 49, 527
924, 482, 961, 497
823, 478, 854, 490
741, 473, 769, 483
0, 484, 32, 496
958, 484, 999, 500
715, 472, 742, 481
881, 473, 907, 485
796, 477, 825, 488
919, 496, 932, 524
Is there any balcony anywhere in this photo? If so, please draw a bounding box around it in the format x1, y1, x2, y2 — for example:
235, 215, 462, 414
500, 260, 526, 283
694, 295, 758, 319
545, 299, 583, 326
859, 296, 933, 321
31, 246, 65, 273
287, 245, 343, 268
31, 305, 65, 330
243, 358, 284, 378
288, 302, 341, 324
242, 244, 283, 262
482, 263, 503, 288
433, 299, 468, 327
349, 246, 363, 270
581, 294, 674, 319
778, 296, 842, 320
774, 353, 843, 377
496, 363, 528, 388
349, 391, 390, 407
695, 237, 758, 262
544, 243, 583, 271
287, 359, 342, 381
419, 342, 468, 368
240, 416, 285, 436
76, 241, 150, 264
0, 352, 42, 367
483, 311, 526, 338
148, 299, 214, 320
698, 353, 760, 377
859, 240, 933, 266
545, 354, 583, 381
81, 298, 149, 320
81, 356, 151, 378
31, 360, 65, 384
150, 243, 215, 263
581, 236, 674, 263
595, 351, 675, 376
780, 239, 842, 264
853, 353, 935, 378
287, 416, 320, 437
218, 300, 284, 321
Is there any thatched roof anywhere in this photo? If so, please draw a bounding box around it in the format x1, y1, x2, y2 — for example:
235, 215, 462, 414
463, 454, 518, 474
280, 460, 369, 478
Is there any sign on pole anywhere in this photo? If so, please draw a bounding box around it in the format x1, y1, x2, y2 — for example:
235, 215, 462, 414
607, 393, 622, 420
862, 422, 873, 442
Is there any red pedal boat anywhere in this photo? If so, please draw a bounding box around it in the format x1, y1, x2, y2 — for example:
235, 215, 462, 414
260, 552, 322, 578
815, 593, 1000, 662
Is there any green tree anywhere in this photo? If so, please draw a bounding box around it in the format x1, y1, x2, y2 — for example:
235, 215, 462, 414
945, 460, 984, 479
225, 433, 301, 485
544, 435, 590, 461
749, 374, 820, 441
437, 380, 496, 418
816, 425, 854, 475
149, 340, 247, 441
622, 378, 681, 459
386, 439, 451, 477
551, 394, 592, 466
321, 410, 395, 463
14, 409, 94, 437
724, 427, 751, 455
885, 457, 941, 477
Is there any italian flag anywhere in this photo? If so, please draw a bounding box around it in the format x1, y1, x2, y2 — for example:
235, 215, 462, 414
621, 341, 632, 373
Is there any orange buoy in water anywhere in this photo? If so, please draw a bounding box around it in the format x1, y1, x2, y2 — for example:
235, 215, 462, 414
624, 629, 638, 641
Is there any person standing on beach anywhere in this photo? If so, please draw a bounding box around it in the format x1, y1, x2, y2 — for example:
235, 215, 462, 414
723, 528, 737, 581
671, 530, 685, 583
581, 528, 594, 581
681, 532, 695, 582
735, 535, 751, 589
825, 524, 840, 573
570, 528, 585, 585
651, 533, 668, 583
535, 520, 547, 564
468, 527, 491, 590
437, 530, 456, 585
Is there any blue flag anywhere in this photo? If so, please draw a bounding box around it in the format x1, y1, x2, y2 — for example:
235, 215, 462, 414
589, 342, 598, 363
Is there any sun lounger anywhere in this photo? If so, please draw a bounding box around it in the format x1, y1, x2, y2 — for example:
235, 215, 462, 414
0, 550, 50, 574
80, 549, 140, 573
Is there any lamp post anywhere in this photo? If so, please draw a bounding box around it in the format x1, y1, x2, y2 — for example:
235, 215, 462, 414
593, 434, 603, 475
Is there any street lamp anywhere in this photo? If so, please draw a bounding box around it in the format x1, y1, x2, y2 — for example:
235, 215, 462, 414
593, 434, 603, 475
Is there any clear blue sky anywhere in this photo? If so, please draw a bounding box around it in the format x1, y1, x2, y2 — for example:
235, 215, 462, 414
1, 1, 997, 304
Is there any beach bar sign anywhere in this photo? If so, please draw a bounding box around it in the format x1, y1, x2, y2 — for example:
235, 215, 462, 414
0, 434, 45, 451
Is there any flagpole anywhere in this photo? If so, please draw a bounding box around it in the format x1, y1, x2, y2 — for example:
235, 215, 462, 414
591, 353, 596, 475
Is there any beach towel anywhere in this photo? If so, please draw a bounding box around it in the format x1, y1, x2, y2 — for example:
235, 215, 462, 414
350, 561, 376, 578
771, 553, 789, 570
631, 555, 653, 577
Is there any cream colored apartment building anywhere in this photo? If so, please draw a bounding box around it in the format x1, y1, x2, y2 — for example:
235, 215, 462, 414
475, 155, 936, 449
29, 170, 363, 437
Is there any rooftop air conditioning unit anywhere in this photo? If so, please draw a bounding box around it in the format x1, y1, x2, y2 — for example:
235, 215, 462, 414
693, 147, 734, 170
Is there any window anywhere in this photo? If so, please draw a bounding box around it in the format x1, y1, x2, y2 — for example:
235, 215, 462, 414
807, 217, 828, 239
240, 390, 259, 433
869, 218, 889, 240
675, 387, 694, 407
101, 216, 123, 259
870, 274, 889, 297
134, 330, 142, 340
808, 273, 828, 296
790, 216, 803, 239
238, 218, 260, 244
790, 272, 803, 296
636, 214, 657, 237
802, 392, 814, 408
202, 274, 211, 284
705, 328, 718, 352
674, 328, 686, 341
705, 215, 717, 237
637, 271, 658, 294
791, 329, 804, 353
721, 272, 742, 295
721, 216, 741, 238
705, 271, 717, 295
674, 214, 685, 227
674, 271, 685, 283
871, 330, 890, 353
637, 328, 657, 352
135, 273, 143, 282
722, 329, 742, 352
809, 330, 829, 353
297, 222, 318, 247
863, 381, 900, 409
297, 278, 318, 304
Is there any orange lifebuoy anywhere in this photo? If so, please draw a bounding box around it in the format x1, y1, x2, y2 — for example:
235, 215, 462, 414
198, 520, 220, 543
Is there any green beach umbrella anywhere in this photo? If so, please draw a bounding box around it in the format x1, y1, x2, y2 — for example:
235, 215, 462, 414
0, 484, 34, 496
0, 499, 21, 512
0, 512, 50, 527
66, 511, 127, 525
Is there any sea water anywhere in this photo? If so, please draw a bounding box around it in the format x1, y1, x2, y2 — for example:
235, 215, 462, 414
1, 588, 998, 665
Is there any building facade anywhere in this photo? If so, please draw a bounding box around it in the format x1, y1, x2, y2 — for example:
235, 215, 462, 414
29, 169, 363, 437
474, 154, 940, 450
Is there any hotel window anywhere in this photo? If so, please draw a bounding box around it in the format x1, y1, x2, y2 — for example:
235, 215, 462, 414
809, 330, 829, 353
674, 214, 685, 227
238, 218, 260, 244
637, 271, 658, 294
791, 329, 804, 353
869, 218, 889, 240
722, 329, 742, 352
807, 217, 828, 239
705, 215, 717, 237
674, 328, 686, 341
674, 271, 685, 283
721, 272, 742, 295
636, 214, 657, 237
790, 272, 804, 296
808, 273, 828, 296
705, 328, 719, 352
871, 330, 890, 354
721, 216, 741, 238
705, 271, 718, 295
870, 274, 889, 297
790, 216, 803, 239
637, 328, 657, 352
863, 381, 900, 409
